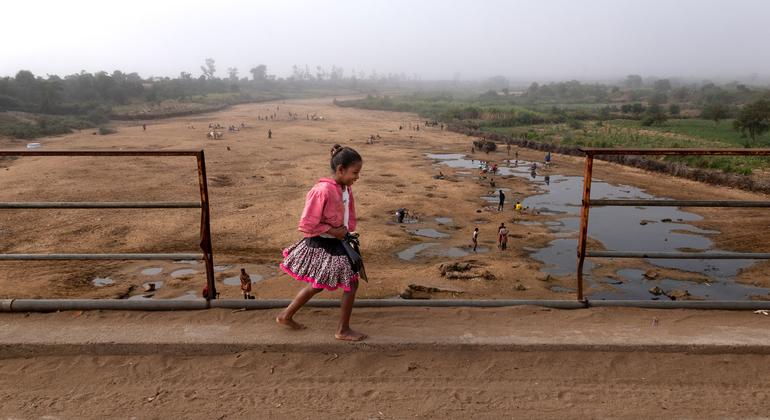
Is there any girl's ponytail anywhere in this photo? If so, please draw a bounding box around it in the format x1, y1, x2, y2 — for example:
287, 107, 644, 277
330, 144, 362, 171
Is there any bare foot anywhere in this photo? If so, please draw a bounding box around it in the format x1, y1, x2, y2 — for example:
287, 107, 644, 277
335, 328, 367, 341
276, 315, 305, 330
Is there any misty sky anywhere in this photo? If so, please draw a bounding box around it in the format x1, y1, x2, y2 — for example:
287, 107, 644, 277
3, 0, 770, 81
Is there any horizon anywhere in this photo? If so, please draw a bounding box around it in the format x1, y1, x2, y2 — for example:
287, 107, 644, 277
2, 0, 770, 83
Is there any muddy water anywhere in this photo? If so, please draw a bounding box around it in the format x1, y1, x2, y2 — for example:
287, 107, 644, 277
410, 228, 450, 239
428, 153, 770, 300
91, 277, 114, 287
170, 268, 197, 278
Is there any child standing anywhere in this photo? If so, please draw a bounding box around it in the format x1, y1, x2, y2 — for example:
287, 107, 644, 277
472, 227, 479, 252
240, 268, 253, 299
498, 223, 508, 251
277, 144, 366, 341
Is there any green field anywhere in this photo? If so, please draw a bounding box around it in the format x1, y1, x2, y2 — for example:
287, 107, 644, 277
609, 118, 770, 147
484, 119, 769, 175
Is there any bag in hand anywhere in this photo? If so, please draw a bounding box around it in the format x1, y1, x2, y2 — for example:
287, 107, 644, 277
342, 232, 368, 282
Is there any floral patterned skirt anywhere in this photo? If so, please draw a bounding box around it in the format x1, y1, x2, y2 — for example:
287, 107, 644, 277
280, 236, 359, 292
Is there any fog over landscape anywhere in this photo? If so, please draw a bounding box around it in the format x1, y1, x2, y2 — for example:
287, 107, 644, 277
5, 2, 770, 417
3, 0, 770, 82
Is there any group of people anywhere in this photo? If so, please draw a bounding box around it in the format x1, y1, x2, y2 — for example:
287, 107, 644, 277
470, 223, 514, 252
227, 123, 245, 133
423, 120, 443, 130
496, 189, 523, 212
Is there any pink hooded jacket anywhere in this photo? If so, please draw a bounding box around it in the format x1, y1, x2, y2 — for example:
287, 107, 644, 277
298, 178, 357, 237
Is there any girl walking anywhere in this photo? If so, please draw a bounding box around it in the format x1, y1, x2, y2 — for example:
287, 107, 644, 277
277, 144, 366, 341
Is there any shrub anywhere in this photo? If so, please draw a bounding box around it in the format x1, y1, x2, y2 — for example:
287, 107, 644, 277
98, 126, 117, 135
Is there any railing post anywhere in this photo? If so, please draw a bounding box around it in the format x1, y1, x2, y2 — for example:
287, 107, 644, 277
576, 154, 594, 302
196, 151, 217, 301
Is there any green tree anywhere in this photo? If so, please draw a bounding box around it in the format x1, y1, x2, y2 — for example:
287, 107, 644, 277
733, 99, 770, 147
654, 79, 671, 92
250, 65, 267, 81
631, 103, 645, 116
227, 67, 238, 81
669, 103, 681, 116
200, 58, 216, 79
701, 102, 730, 125
38, 77, 63, 112
641, 103, 667, 126
624, 74, 643, 89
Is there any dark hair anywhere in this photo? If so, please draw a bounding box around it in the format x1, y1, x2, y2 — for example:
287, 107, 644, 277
330, 144, 362, 171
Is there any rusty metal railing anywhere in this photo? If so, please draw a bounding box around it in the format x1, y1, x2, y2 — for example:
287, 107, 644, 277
576, 148, 770, 301
0, 150, 217, 300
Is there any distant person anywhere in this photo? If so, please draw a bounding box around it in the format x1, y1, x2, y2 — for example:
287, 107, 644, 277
514, 201, 522, 212
396, 208, 406, 224
498, 223, 508, 251
268, 129, 272, 139
240, 269, 253, 299
277, 144, 366, 341
142, 124, 146, 131
498, 189, 506, 211
545, 151, 551, 166
507, 143, 511, 156
472, 227, 479, 252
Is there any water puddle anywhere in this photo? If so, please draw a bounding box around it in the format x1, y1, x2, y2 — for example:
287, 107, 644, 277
174, 290, 199, 300
410, 228, 450, 239
214, 265, 233, 273
429, 152, 769, 300
398, 243, 438, 261
435, 217, 454, 225
92, 277, 114, 287
398, 243, 489, 261
549, 285, 577, 294
591, 269, 770, 300
141, 267, 163, 276
170, 268, 197, 278
427, 153, 467, 161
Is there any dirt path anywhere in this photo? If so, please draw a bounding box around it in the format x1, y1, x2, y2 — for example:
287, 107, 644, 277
3, 350, 769, 419
1, 97, 769, 300
1, 307, 770, 418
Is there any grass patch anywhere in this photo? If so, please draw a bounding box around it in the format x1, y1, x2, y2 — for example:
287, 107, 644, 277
609, 119, 770, 147
484, 121, 766, 174
0, 114, 92, 139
